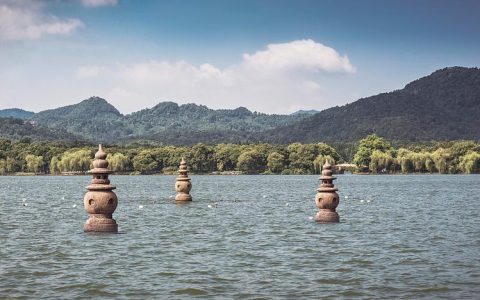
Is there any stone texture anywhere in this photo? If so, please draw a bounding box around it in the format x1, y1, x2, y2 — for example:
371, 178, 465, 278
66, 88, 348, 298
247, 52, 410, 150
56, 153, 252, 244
315, 160, 340, 223
83, 144, 118, 232
175, 158, 192, 202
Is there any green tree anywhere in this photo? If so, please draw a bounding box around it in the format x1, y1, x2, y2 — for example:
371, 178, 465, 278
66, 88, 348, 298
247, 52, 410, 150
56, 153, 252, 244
431, 148, 451, 174
353, 134, 392, 168
50, 156, 60, 174
396, 148, 414, 173
458, 151, 480, 174
214, 144, 242, 172
0, 159, 6, 175
5, 157, 18, 173
237, 150, 266, 174
317, 143, 341, 162
132, 150, 159, 174
25, 154, 44, 173
267, 152, 285, 173
58, 149, 92, 172
188, 143, 215, 173
107, 153, 130, 172
369, 150, 394, 173
287, 143, 317, 174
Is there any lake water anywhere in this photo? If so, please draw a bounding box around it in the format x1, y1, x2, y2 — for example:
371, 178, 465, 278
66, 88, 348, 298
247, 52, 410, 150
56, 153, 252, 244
0, 175, 479, 299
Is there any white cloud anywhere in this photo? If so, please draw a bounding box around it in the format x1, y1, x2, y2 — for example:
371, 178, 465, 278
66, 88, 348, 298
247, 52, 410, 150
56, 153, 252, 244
75, 40, 356, 114
242, 39, 356, 74
81, 0, 118, 8
0, 1, 83, 41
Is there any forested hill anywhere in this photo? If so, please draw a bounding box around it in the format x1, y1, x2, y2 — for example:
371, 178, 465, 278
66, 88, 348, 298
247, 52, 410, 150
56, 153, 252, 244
31, 97, 129, 142
262, 67, 480, 143
0, 108, 34, 119
0, 117, 79, 141
26, 97, 308, 144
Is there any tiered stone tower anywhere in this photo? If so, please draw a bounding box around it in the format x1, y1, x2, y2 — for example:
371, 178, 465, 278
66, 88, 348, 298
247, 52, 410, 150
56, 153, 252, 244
175, 158, 192, 201
314, 160, 340, 223
83, 144, 118, 232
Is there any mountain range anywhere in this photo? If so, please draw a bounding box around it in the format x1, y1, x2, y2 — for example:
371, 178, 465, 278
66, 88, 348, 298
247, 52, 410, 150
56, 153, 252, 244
1, 66, 479, 145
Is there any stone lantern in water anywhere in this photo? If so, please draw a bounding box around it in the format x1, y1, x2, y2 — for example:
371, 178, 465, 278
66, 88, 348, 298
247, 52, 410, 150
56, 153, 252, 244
175, 158, 192, 202
315, 160, 340, 223
83, 144, 118, 232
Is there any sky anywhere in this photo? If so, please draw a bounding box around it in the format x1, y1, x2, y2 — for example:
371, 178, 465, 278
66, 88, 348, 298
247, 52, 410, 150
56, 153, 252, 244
0, 0, 479, 114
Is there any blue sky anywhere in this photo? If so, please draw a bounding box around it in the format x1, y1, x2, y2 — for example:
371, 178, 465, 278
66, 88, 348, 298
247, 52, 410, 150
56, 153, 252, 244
0, 0, 479, 114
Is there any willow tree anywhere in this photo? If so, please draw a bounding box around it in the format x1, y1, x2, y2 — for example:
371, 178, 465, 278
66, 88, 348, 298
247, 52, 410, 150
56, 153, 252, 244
107, 153, 130, 172
431, 148, 451, 174
25, 154, 44, 174
458, 151, 480, 174
369, 150, 394, 173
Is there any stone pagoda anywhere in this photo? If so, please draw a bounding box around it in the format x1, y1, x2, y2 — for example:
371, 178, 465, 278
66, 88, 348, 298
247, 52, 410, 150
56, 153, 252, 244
83, 144, 118, 232
314, 160, 340, 223
175, 158, 192, 201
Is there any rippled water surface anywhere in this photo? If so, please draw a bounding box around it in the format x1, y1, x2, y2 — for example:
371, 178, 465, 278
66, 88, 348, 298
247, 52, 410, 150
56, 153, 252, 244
1, 175, 479, 299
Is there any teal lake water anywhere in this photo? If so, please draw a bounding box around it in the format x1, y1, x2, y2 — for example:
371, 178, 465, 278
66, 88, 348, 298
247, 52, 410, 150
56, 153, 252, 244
1, 175, 479, 299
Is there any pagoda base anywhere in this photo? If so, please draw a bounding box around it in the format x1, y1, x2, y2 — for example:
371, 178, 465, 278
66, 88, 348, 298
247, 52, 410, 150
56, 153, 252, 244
315, 209, 339, 223
84, 215, 118, 233
175, 193, 192, 201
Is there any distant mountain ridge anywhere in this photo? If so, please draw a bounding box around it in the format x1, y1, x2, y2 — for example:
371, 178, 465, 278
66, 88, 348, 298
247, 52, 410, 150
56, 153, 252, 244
290, 109, 319, 116
26, 97, 308, 144
1, 66, 479, 144
0, 108, 34, 119
261, 66, 480, 143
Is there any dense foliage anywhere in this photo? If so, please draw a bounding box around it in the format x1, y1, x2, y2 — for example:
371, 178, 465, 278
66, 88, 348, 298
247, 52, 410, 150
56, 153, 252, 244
28, 98, 308, 145
1, 135, 479, 175
353, 134, 480, 174
0, 117, 77, 141
0, 139, 340, 175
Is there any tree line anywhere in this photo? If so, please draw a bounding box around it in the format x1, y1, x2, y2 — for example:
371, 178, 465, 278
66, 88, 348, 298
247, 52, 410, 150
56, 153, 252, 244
1, 135, 479, 175
0, 138, 340, 175
353, 134, 480, 174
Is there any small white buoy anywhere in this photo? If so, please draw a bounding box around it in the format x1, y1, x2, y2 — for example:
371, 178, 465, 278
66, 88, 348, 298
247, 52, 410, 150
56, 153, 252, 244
345, 195, 349, 199
169, 195, 173, 199
22, 198, 26, 202
360, 200, 364, 203
138, 205, 144, 209
22, 203, 28, 207
285, 203, 290, 207
61, 196, 65, 200
308, 216, 313, 220
367, 200, 371, 203
72, 204, 77, 208
262, 195, 267, 198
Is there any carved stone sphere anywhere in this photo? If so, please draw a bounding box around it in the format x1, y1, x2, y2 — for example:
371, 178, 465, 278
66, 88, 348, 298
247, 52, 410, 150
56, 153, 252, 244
84, 190, 118, 214
175, 180, 192, 194
315, 192, 339, 210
